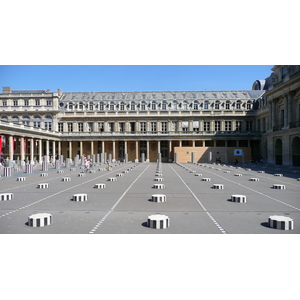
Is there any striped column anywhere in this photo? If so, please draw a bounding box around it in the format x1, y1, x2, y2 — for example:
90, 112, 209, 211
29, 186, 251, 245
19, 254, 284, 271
4, 167, 12, 177
28, 213, 52, 227
268, 216, 293, 230
25, 164, 33, 173
147, 214, 170, 229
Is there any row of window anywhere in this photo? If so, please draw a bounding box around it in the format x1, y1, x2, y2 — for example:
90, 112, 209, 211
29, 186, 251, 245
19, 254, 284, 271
0, 99, 52, 106
61, 101, 253, 111
59, 120, 253, 133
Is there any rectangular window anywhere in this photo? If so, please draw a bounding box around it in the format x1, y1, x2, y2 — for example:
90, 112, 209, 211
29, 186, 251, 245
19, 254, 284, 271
24, 100, 29, 106
119, 122, 125, 132
204, 102, 209, 109
58, 123, 63, 132
225, 121, 232, 131
2, 100, 7, 106
161, 122, 168, 133
172, 121, 178, 132
246, 121, 253, 131
151, 122, 157, 133
108, 123, 114, 132
78, 123, 83, 132
35, 99, 40, 106
214, 121, 220, 131
68, 122, 73, 132
46, 100, 52, 106
120, 103, 125, 110
204, 121, 210, 131
130, 122, 135, 132
140, 122, 146, 133
87, 122, 93, 132
236, 121, 242, 131
98, 122, 104, 132
141, 103, 146, 110
45, 122, 52, 130
13, 100, 18, 106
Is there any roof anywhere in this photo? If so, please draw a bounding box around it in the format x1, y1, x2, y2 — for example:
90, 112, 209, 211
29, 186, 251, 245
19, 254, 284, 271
59, 90, 265, 102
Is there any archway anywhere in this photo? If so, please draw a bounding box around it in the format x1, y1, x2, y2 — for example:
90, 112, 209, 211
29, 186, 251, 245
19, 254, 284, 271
274, 139, 282, 165
292, 136, 300, 166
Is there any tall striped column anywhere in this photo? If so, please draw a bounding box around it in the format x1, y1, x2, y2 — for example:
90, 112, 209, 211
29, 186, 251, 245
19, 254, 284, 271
4, 167, 12, 177
25, 164, 33, 173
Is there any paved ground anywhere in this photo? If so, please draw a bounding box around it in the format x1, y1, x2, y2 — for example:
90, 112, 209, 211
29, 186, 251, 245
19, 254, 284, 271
0, 161, 299, 234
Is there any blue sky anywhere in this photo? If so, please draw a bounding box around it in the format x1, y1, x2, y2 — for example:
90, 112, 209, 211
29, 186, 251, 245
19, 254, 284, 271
0, 65, 273, 93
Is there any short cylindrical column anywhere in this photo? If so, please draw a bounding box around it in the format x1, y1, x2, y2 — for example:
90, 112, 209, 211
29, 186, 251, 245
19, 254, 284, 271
94, 183, 106, 189
28, 213, 52, 227
154, 177, 164, 181
40, 173, 48, 177
37, 183, 49, 189
25, 164, 33, 173
0, 193, 14, 201
249, 178, 259, 181
153, 183, 165, 189
73, 194, 88, 201
272, 184, 285, 189
212, 184, 224, 189
107, 177, 117, 181
268, 215, 293, 230
17, 177, 26, 181
4, 167, 12, 177
274, 174, 283, 177
231, 195, 246, 203
234, 173, 242, 177
78, 173, 86, 177
195, 173, 202, 176
147, 214, 170, 229
202, 178, 211, 181
151, 194, 166, 203
62, 177, 71, 181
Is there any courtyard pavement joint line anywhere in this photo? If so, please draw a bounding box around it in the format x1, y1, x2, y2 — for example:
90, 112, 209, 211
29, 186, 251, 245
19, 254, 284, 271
198, 166, 300, 212
0, 164, 134, 220
169, 164, 227, 234
89, 164, 151, 234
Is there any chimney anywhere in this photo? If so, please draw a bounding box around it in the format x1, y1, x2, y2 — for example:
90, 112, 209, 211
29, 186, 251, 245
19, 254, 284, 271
58, 88, 62, 96
2, 87, 12, 93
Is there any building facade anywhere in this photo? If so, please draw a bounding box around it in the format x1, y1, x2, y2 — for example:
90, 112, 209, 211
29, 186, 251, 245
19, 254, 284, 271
0, 65, 299, 166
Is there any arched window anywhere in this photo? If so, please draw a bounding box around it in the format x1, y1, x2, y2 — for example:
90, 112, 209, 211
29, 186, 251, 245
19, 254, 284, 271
12, 115, 19, 123
151, 102, 156, 110
193, 101, 198, 110
225, 101, 231, 110
162, 101, 167, 110
68, 102, 74, 110
22, 115, 30, 126
1, 116, 8, 122
214, 101, 220, 110
183, 102, 188, 110
44, 115, 53, 130
33, 115, 41, 128
141, 102, 146, 110
99, 102, 104, 111
236, 101, 241, 110
130, 102, 136, 111
204, 101, 209, 110
120, 102, 125, 111
246, 101, 252, 110
89, 102, 94, 111
79, 102, 84, 110
172, 102, 178, 110
110, 102, 115, 111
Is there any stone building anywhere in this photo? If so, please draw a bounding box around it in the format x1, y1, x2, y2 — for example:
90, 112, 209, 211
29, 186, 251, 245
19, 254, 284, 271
0, 65, 299, 166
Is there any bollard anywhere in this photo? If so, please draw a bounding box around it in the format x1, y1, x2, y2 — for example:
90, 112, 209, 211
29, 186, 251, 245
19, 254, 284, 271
147, 214, 170, 229
231, 195, 246, 203
268, 215, 293, 230
151, 194, 166, 203
28, 213, 52, 227
0, 193, 14, 201
73, 194, 88, 201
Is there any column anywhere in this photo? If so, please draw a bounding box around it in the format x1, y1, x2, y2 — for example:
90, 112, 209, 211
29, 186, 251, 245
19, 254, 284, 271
69, 141, 72, 159
58, 141, 61, 157
39, 139, 42, 163
192, 140, 195, 147
30, 138, 34, 164
146, 140, 150, 162
91, 141, 94, 155
272, 100, 276, 129
46, 140, 50, 160
284, 94, 288, 128
9, 135, 14, 160
20, 137, 25, 162
79, 141, 83, 156
135, 141, 138, 162
102, 141, 105, 153
124, 140, 127, 156
52, 141, 56, 161
169, 140, 172, 161
112, 141, 115, 161
288, 92, 293, 127
157, 140, 161, 154
179, 140, 182, 147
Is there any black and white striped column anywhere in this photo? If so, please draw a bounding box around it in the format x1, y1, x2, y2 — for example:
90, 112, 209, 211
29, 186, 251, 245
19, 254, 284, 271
28, 213, 53, 227
25, 164, 33, 173
268, 215, 293, 230
3, 167, 12, 177
147, 214, 170, 229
